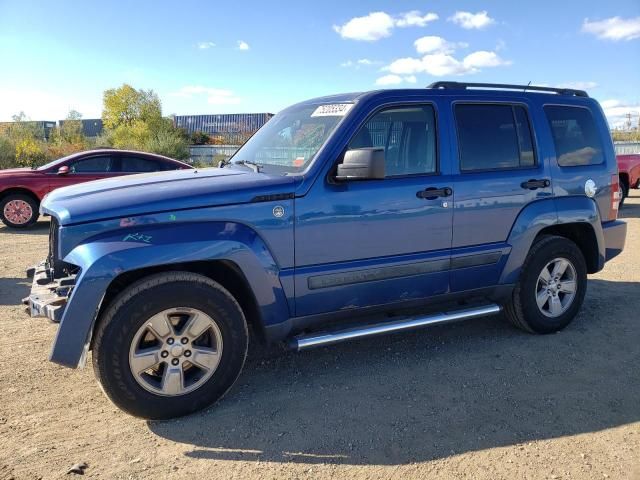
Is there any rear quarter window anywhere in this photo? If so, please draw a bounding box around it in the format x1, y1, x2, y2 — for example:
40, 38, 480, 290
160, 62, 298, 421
544, 105, 604, 166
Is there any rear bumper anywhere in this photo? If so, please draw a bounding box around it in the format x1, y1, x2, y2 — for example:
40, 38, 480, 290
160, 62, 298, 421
602, 220, 626, 262
23, 260, 74, 322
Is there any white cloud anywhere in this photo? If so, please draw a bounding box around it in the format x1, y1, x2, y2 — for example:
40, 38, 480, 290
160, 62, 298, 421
170, 86, 241, 105
375, 74, 418, 86
376, 74, 404, 86
0, 88, 100, 121
555, 81, 598, 90
448, 11, 495, 30
237, 40, 250, 50
582, 16, 640, 41
334, 11, 395, 41
341, 58, 382, 68
384, 50, 510, 77
463, 51, 510, 68
414, 36, 467, 54
334, 10, 439, 41
395, 11, 439, 27
600, 99, 640, 128
422, 54, 470, 76
386, 57, 426, 75
197, 41, 216, 49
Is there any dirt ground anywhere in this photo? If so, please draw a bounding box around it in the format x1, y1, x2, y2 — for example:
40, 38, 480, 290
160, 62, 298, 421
0, 195, 638, 480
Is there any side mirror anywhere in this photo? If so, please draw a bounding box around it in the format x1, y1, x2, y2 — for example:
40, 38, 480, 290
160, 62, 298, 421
57, 165, 70, 175
336, 148, 385, 181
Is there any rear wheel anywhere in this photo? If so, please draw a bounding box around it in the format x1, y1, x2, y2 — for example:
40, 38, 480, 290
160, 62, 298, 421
619, 178, 629, 207
0, 193, 38, 228
505, 235, 587, 334
92, 272, 248, 419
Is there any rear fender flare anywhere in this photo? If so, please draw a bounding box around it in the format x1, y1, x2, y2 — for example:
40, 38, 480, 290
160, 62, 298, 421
500, 196, 604, 285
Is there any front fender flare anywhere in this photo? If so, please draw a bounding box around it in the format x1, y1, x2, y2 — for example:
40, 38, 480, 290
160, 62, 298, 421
50, 222, 290, 368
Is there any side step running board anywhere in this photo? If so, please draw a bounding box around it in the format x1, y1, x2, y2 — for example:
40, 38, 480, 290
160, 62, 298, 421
289, 304, 502, 351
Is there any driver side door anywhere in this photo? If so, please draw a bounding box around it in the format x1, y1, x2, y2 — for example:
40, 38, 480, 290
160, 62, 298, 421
294, 103, 454, 317
46, 154, 116, 193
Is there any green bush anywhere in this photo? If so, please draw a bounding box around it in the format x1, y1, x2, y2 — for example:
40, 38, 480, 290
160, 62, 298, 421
15, 138, 47, 168
0, 137, 16, 170
146, 126, 190, 160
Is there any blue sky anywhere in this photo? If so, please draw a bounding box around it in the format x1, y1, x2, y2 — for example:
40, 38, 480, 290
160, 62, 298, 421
0, 0, 638, 127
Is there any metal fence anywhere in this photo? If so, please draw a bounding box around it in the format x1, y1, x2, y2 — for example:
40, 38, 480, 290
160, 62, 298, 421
614, 141, 640, 154
189, 145, 240, 165
175, 113, 273, 144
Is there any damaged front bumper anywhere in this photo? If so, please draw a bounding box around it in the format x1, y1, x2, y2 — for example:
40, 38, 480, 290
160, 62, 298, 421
23, 260, 75, 323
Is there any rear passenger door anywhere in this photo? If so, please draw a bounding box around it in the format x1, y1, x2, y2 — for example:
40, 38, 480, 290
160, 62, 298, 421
116, 154, 170, 174
450, 101, 552, 291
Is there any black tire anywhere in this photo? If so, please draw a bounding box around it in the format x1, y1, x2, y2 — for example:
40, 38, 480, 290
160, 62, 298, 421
92, 272, 248, 419
0, 193, 39, 228
505, 235, 587, 334
619, 179, 629, 207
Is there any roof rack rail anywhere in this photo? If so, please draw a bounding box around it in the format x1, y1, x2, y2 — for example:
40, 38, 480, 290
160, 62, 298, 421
427, 81, 589, 98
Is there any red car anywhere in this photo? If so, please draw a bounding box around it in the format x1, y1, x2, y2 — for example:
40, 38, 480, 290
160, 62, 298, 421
0, 149, 192, 228
617, 153, 640, 206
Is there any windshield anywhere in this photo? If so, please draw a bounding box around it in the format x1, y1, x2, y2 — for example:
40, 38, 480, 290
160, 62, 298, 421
229, 102, 353, 174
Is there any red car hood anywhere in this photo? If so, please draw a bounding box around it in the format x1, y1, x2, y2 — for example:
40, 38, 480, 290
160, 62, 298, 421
0, 167, 39, 176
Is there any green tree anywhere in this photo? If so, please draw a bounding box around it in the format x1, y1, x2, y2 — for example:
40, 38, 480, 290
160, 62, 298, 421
51, 110, 85, 146
15, 137, 47, 167
102, 84, 162, 129
101, 84, 189, 160
8, 112, 45, 142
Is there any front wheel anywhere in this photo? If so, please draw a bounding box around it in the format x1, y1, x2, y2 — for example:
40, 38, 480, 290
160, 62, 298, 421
505, 235, 587, 334
92, 272, 248, 419
0, 194, 39, 228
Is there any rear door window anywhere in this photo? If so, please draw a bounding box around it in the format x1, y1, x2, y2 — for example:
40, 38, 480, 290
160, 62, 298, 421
120, 156, 163, 172
455, 104, 537, 172
544, 106, 604, 166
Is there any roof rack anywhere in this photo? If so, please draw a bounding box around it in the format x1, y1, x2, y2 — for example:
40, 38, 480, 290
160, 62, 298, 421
427, 81, 589, 98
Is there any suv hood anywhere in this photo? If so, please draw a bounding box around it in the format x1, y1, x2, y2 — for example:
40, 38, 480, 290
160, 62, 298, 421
42, 167, 297, 225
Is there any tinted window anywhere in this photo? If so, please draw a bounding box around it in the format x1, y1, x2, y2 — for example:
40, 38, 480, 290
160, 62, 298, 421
349, 105, 437, 176
544, 106, 604, 166
455, 104, 536, 171
70, 156, 111, 173
121, 156, 162, 172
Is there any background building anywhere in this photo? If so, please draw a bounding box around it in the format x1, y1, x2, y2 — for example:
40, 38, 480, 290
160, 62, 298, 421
58, 118, 104, 138
0, 120, 56, 140
173, 113, 273, 145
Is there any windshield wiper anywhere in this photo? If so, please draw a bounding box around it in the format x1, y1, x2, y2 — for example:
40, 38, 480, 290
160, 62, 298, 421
232, 160, 263, 173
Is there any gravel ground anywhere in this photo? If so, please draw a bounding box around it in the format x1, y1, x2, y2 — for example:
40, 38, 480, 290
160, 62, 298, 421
0, 194, 638, 480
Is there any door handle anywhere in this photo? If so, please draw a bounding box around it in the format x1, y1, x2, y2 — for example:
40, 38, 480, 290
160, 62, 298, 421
416, 187, 452, 200
521, 179, 550, 190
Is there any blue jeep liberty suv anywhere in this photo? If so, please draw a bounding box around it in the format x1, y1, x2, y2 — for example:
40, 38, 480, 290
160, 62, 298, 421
25, 82, 627, 419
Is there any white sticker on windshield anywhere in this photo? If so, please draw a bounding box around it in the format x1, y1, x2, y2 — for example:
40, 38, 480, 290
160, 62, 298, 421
311, 103, 354, 117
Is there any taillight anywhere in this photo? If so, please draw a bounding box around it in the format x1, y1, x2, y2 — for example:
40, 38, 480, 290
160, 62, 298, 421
609, 174, 620, 220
